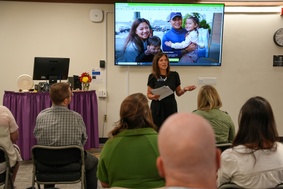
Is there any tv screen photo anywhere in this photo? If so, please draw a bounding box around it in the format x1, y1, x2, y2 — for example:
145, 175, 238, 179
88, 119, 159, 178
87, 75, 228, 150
114, 2, 225, 66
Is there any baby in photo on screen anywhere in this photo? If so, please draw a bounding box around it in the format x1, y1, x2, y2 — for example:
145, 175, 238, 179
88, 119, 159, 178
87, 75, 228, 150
136, 36, 162, 62
165, 15, 199, 63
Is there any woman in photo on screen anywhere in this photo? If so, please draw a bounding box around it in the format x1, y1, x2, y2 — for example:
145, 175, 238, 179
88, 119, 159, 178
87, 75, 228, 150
147, 52, 196, 131
123, 18, 154, 62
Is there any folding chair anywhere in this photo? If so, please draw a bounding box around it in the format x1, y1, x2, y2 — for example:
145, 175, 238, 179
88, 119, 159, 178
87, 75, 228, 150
0, 146, 13, 189
216, 143, 232, 153
218, 182, 244, 189
31, 145, 85, 189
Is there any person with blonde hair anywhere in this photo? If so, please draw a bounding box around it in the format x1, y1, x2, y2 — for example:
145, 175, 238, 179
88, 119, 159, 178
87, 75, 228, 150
97, 93, 165, 188
193, 85, 235, 143
157, 112, 220, 189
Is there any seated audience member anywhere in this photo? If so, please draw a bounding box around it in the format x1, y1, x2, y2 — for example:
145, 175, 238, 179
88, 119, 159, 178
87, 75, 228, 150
0, 105, 22, 185
33, 82, 98, 189
193, 85, 235, 143
97, 93, 165, 188
157, 112, 220, 189
217, 96, 283, 188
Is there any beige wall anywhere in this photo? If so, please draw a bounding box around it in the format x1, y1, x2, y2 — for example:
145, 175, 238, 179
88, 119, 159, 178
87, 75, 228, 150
1, 1, 283, 137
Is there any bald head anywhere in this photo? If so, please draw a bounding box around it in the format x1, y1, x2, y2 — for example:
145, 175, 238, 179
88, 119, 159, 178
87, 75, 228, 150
157, 113, 220, 188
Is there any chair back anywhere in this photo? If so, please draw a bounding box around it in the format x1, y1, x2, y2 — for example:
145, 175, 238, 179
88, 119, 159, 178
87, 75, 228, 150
31, 145, 85, 189
216, 143, 232, 153
218, 182, 244, 189
219, 182, 283, 189
0, 146, 13, 189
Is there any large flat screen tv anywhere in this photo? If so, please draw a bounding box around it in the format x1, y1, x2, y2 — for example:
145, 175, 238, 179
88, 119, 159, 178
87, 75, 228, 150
114, 2, 225, 66
33, 57, 70, 84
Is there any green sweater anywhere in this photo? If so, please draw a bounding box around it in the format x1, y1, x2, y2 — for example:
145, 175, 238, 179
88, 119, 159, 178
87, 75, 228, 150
97, 128, 165, 189
193, 108, 235, 143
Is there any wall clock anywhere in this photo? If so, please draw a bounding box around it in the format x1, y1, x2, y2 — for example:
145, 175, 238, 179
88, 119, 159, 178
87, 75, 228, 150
274, 28, 283, 47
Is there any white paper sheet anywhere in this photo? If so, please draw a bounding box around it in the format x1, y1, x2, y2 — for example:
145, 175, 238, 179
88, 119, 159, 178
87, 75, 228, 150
151, 86, 173, 101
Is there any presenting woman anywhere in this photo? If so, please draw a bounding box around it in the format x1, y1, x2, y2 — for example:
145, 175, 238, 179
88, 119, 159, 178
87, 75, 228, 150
147, 52, 196, 130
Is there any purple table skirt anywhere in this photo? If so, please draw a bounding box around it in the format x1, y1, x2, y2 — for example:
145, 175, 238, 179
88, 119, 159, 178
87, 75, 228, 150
3, 90, 99, 160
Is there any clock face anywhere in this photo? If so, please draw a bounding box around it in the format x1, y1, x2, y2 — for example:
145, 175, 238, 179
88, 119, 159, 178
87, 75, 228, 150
274, 28, 283, 47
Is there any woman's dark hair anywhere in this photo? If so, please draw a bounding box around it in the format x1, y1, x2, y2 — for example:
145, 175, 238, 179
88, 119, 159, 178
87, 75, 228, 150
123, 18, 151, 53
151, 52, 170, 79
109, 93, 157, 136
233, 96, 279, 150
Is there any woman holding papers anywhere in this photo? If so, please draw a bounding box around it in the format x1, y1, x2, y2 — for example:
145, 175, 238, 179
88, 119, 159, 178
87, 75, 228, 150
147, 52, 196, 130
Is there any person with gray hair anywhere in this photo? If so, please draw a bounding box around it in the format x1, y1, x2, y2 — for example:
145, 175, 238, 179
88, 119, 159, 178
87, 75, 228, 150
157, 112, 220, 189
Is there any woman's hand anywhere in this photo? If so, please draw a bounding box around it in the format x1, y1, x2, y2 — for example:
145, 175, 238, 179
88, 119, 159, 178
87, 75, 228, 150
147, 86, 160, 100
152, 94, 160, 101
184, 85, 196, 92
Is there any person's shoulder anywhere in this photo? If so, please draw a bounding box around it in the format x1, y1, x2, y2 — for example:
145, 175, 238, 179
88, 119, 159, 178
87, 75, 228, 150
221, 147, 238, 163
191, 30, 198, 34
193, 109, 204, 115
36, 108, 51, 118
125, 41, 137, 50
219, 110, 233, 119
148, 73, 156, 81
276, 142, 283, 149
38, 107, 51, 114
69, 109, 83, 118
0, 105, 10, 112
170, 71, 179, 76
190, 30, 198, 37
173, 27, 187, 34
163, 29, 176, 37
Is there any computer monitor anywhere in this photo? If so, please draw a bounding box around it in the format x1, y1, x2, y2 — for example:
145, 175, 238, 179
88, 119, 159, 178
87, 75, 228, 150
33, 57, 70, 85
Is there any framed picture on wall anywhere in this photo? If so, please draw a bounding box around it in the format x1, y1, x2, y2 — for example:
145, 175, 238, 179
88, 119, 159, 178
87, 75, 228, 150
273, 55, 283, 66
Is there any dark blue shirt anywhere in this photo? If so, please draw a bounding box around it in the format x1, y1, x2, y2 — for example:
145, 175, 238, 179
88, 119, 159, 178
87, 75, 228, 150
162, 27, 187, 58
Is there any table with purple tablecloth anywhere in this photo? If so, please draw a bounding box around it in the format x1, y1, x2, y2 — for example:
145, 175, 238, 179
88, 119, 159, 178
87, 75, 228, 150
3, 90, 99, 160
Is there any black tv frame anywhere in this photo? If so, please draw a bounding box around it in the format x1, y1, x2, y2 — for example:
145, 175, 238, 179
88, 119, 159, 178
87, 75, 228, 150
114, 2, 225, 66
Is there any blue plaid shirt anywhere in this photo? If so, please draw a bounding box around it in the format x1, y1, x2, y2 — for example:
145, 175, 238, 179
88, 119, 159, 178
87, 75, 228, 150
34, 105, 87, 146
